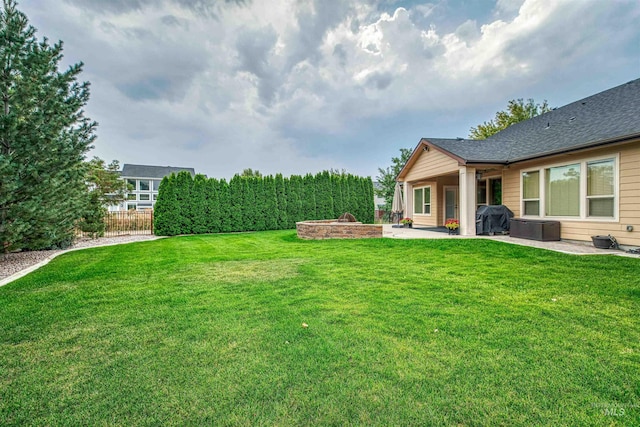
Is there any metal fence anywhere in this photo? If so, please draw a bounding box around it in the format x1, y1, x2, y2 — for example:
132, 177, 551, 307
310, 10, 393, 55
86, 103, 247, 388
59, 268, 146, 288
78, 210, 154, 237
105, 210, 153, 236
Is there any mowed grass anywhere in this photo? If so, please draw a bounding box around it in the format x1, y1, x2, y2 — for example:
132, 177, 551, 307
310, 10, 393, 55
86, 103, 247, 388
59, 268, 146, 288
1, 231, 639, 426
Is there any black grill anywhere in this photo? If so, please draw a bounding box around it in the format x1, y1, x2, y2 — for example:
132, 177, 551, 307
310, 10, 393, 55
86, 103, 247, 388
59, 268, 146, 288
475, 205, 514, 235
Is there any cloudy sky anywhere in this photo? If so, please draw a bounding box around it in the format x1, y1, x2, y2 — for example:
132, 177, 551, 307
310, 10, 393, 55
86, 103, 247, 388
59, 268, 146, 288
22, 0, 640, 179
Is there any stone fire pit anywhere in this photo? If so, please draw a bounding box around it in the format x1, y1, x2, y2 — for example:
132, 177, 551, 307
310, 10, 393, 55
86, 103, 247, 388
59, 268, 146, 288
296, 219, 382, 240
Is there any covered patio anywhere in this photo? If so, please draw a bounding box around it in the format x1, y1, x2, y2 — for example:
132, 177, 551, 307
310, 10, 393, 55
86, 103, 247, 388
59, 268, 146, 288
382, 224, 639, 257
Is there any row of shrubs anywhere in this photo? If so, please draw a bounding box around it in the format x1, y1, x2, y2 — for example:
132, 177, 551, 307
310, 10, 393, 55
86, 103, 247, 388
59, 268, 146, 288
153, 171, 375, 236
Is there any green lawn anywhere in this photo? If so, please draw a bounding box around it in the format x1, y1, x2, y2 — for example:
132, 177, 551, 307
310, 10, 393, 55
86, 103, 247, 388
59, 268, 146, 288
1, 231, 639, 426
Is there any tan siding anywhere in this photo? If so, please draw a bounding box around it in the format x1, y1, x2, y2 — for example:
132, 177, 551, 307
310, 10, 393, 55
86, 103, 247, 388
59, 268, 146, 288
618, 142, 640, 246
503, 140, 640, 246
502, 169, 521, 217
412, 182, 438, 227
620, 168, 640, 178
404, 149, 459, 182
619, 209, 640, 218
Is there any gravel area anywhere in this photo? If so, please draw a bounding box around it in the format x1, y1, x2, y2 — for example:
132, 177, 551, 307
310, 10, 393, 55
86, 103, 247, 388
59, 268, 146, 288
0, 234, 162, 281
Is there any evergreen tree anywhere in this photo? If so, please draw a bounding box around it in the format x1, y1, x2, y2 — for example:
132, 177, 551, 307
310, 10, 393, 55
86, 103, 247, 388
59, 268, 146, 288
228, 175, 243, 232
284, 177, 294, 227
286, 175, 303, 226
364, 177, 375, 223
302, 173, 317, 220
174, 171, 194, 234
345, 175, 359, 220
191, 174, 208, 234
78, 157, 128, 238
205, 178, 221, 233
355, 177, 374, 224
0, 1, 97, 251
331, 172, 345, 218
217, 179, 232, 232
263, 175, 278, 230
274, 173, 288, 229
243, 176, 257, 231
314, 171, 333, 219
154, 175, 180, 236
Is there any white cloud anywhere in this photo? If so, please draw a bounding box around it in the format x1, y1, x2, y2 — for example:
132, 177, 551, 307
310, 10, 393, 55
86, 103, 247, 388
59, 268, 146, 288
20, 0, 640, 178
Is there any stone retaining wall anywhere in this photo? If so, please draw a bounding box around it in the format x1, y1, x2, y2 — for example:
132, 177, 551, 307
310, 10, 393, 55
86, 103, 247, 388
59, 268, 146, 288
296, 220, 383, 240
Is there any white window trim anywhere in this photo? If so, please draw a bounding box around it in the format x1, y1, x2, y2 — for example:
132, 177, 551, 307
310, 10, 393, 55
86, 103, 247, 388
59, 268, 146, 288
521, 171, 540, 216
413, 185, 432, 216
519, 153, 619, 222
585, 158, 616, 219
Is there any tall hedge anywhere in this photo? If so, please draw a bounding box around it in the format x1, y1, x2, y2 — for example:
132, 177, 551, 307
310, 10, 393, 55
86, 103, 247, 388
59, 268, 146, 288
191, 174, 208, 234
153, 171, 374, 236
275, 174, 288, 229
153, 175, 181, 236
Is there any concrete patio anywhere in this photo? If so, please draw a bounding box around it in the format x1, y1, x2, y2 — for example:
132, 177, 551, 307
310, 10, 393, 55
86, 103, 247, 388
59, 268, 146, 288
383, 224, 640, 257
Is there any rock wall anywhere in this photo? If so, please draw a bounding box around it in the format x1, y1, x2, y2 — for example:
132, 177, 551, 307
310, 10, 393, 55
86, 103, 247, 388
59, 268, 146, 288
296, 220, 383, 240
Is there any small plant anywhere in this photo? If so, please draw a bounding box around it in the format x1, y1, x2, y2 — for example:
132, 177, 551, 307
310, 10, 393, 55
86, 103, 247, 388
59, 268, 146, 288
400, 217, 413, 225
445, 219, 460, 230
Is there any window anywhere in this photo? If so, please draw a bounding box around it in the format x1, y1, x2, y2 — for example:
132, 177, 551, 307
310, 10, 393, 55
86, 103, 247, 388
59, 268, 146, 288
546, 163, 580, 216
477, 180, 487, 206
490, 179, 502, 205
139, 194, 150, 201
127, 179, 136, 191
587, 159, 614, 217
414, 186, 431, 215
139, 180, 150, 191
127, 204, 136, 211
127, 193, 136, 200
522, 171, 540, 216
153, 194, 158, 201
153, 180, 160, 191
520, 157, 616, 220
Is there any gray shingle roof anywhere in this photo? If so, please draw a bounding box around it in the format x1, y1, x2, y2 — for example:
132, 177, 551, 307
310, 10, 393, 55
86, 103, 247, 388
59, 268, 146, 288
424, 78, 640, 164
120, 164, 196, 179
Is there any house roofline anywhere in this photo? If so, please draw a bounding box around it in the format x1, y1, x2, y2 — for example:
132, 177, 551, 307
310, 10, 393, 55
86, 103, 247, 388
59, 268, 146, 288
504, 132, 640, 165
398, 131, 640, 180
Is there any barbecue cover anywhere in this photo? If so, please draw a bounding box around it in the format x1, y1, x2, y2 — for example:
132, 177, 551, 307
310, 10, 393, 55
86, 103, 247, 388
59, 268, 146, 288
475, 205, 514, 235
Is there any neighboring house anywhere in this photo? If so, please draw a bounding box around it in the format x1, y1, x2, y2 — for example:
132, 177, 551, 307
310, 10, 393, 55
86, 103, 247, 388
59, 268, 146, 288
111, 164, 196, 211
397, 78, 640, 247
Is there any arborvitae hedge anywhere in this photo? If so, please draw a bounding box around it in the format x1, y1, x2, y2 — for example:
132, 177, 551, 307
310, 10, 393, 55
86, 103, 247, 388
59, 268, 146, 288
153, 175, 181, 236
154, 171, 374, 236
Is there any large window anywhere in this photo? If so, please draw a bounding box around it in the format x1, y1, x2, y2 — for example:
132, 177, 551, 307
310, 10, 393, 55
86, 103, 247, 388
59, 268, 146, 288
521, 157, 616, 219
414, 186, 431, 215
153, 180, 161, 191
546, 163, 580, 216
126, 179, 136, 191
587, 159, 614, 217
139, 180, 150, 191
522, 171, 540, 215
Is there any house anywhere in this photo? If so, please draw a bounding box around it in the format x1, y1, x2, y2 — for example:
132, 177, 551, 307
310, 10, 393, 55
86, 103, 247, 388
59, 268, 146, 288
397, 78, 640, 247
111, 164, 196, 211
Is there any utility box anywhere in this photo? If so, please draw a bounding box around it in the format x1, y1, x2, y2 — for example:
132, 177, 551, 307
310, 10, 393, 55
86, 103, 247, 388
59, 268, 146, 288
510, 218, 561, 241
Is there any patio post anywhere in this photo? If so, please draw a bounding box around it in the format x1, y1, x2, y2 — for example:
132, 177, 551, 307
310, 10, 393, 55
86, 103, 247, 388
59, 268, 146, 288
458, 166, 477, 236
403, 182, 413, 221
